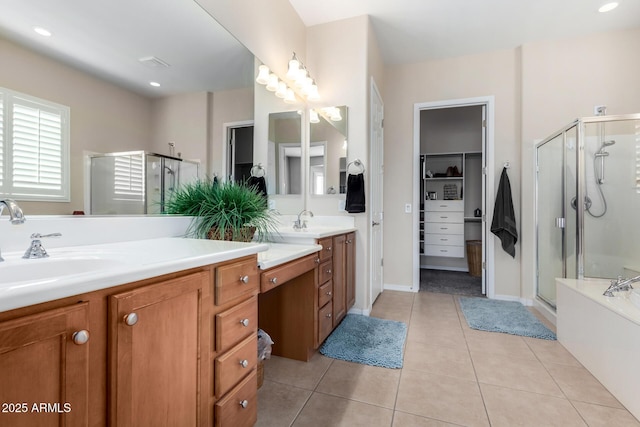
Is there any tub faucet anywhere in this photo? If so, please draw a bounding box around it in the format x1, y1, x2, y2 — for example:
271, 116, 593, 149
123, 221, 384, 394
293, 210, 313, 230
0, 198, 25, 225
603, 275, 640, 297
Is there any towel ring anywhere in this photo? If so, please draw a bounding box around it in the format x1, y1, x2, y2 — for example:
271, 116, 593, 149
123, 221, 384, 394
347, 159, 365, 174
250, 164, 265, 177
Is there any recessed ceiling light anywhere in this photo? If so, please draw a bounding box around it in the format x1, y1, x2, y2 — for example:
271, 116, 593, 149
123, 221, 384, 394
149, 81, 161, 87
598, 2, 619, 12
33, 27, 52, 37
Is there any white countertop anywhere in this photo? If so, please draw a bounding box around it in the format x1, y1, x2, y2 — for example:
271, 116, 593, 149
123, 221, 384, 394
0, 237, 268, 313
257, 243, 322, 270
267, 226, 356, 244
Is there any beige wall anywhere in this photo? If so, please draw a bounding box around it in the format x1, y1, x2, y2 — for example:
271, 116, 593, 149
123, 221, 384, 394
520, 27, 640, 300
0, 36, 152, 215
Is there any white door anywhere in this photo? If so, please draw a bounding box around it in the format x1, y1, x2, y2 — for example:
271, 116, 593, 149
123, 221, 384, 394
370, 79, 384, 305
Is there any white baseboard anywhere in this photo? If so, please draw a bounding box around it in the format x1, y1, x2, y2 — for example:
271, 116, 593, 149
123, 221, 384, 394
421, 265, 468, 272
491, 294, 534, 307
384, 283, 417, 293
348, 307, 370, 316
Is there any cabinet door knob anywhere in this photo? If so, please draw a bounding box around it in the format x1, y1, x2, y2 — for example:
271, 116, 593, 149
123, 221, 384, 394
72, 330, 90, 345
240, 318, 250, 327
326, 246, 332, 251
269, 277, 278, 284
239, 359, 249, 368
326, 269, 332, 274
239, 400, 249, 409
346, 239, 352, 244
124, 313, 138, 326
326, 313, 332, 318
315, 258, 320, 264
240, 275, 250, 284
326, 291, 332, 296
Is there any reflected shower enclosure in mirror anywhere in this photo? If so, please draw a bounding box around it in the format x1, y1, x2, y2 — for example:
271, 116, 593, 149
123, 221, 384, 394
309, 106, 348, 195
267, 111, 303, 195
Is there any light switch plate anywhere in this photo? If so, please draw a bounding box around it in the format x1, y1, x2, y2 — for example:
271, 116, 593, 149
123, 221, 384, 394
404, 203, 412, 213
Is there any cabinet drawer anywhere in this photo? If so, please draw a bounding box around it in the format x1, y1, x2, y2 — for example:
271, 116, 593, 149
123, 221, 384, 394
425, 222, 464, 235
317, 237, 333, 262
215, 334, 257, 398
214, 370, 257, 427
318, 260, 333, 284
424, 200, 464, 212
318, 301, 333, 344
215, 297, 257, 351
215, 258, 259, 306
261, 253, 318, 293
424, 211, 464, 223
426, 233, 464, 247
318, 280, 333, 308
424, 244, 464, 258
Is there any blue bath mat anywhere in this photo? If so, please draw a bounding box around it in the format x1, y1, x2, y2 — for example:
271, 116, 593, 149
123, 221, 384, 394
319, 314, 407, 368
459, 297, 557, 340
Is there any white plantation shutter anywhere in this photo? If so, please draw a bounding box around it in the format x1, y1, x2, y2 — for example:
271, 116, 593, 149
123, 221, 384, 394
113, 153, 144, 200
0, 88, 69, 201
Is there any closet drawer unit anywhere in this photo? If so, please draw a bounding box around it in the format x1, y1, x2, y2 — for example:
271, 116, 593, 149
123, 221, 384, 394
215, 296, 257, 351
214, 334, 257, 398
424, 211, 464, 223
425, 222, 464, 235
318, 280, 333, 308
318, 260, 333, 284
214, 370, 257, 427
427, 233, 464, 247
424, 244, 464, 258
215, 258, 259, 306
424, 200, 464, 212
318, 301, 333, 344
317, 237, 333, 262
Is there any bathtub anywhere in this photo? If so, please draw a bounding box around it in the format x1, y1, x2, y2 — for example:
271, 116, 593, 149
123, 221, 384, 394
556, 278, 640, 420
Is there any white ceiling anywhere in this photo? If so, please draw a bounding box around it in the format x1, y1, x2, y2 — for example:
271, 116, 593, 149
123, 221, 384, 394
0, 0, 255, 97
289, 0, 640, 64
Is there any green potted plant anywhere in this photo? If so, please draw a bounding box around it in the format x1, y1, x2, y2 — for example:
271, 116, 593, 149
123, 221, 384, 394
165, 178, 277, 242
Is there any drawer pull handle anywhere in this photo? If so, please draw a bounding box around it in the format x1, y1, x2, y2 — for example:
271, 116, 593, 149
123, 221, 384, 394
269, 277, 278, 285
346, 239, 352, 244
72, 330, 90, 345
315, 258, 320, 264
124, 313, 138, 326
240, 318, 250, 327
440, 239, 448, 241
440, 205, 447, 207
326, 246, 332, 251
239, 359, 249, 368
440, 216, 448, 219
440, 250, 448, 253
326, 291, 332, 296
326, 313, 332, 318
326, 269, 332, 274
240, 275, 250, 284
440, 227, 448, 230
239, 400, 249, 409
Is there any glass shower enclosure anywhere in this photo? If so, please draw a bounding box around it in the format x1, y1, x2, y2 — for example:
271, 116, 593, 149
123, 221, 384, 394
535, 113, 640, 309
90, 151, 199, 215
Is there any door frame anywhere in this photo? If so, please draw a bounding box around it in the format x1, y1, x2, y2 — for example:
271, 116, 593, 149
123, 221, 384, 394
412, 96, 495, 298
222, 120, 254, 181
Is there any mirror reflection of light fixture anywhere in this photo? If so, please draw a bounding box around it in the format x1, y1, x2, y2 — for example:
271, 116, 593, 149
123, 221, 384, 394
310, 109, 320, 123
284, 88, 297, 104
266, 73, 279, 91
308, 82, 320, 101
287, 56, 300, 80
256, 65, 270, 84
275, 81, 287, 98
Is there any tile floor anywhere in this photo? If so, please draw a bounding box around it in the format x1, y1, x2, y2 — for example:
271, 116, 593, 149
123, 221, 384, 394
256, 291, 640, 426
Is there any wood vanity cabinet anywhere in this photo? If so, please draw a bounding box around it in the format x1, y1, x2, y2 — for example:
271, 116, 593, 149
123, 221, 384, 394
0, 302, 90, 427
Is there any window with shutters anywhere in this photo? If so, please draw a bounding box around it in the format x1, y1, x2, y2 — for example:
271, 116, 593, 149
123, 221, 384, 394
0, 87, 70, 201
113, 153, 144, 201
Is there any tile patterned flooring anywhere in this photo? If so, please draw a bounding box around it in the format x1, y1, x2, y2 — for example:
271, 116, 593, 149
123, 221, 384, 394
256, 291, 640, 426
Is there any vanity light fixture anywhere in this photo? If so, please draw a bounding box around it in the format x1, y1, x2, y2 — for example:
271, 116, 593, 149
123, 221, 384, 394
256, 65, 270, 84
266, 73, 279, 91
284, 88, 297, 104
310, 109, 320, 123
33, 26, 52, 37
598, 2, 618, 12
275, 81, 287, 98
256, 52, 320, 104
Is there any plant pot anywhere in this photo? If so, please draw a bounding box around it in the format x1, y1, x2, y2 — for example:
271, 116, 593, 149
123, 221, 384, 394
207, 226, 256, 242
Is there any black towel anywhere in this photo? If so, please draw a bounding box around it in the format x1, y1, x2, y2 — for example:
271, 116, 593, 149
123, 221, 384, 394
247, 176, 267, 199
491, 167, 518, 258
345, 173, 365, 213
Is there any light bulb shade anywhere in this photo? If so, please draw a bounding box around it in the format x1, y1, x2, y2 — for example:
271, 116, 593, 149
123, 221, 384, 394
330, 108, 342, 121
310, 110, 320, 123
284, 88, 297, 104
275, 81, 287, 98
266, 73, 279, 91
287, 59, 300, 80
295, 68, 308, 87
256, 65, 270, 84
307, 84, 320, 101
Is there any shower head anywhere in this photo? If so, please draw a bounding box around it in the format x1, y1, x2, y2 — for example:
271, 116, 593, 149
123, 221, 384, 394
602, 140, 616, 147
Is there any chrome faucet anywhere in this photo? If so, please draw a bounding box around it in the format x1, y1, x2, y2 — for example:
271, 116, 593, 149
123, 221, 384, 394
23, 233, 62, 259
0, 198, 25, 225
0, 199, 26, 262
603, 275, 640, 297
293, 210, 313, 230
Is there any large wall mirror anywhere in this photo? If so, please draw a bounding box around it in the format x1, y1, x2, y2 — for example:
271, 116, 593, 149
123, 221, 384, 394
309, 106, 348, 195
0, 0, 255, 215
267, 111, 303, 195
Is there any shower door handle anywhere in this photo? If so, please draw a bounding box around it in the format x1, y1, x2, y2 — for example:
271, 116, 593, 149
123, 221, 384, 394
555, 217, 566, 229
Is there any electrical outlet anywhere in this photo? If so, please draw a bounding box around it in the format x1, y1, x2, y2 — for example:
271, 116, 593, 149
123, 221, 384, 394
404, 203, 412, 213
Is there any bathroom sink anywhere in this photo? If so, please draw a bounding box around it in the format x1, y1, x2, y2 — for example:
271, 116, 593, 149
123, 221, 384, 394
0, 256, 130, 285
